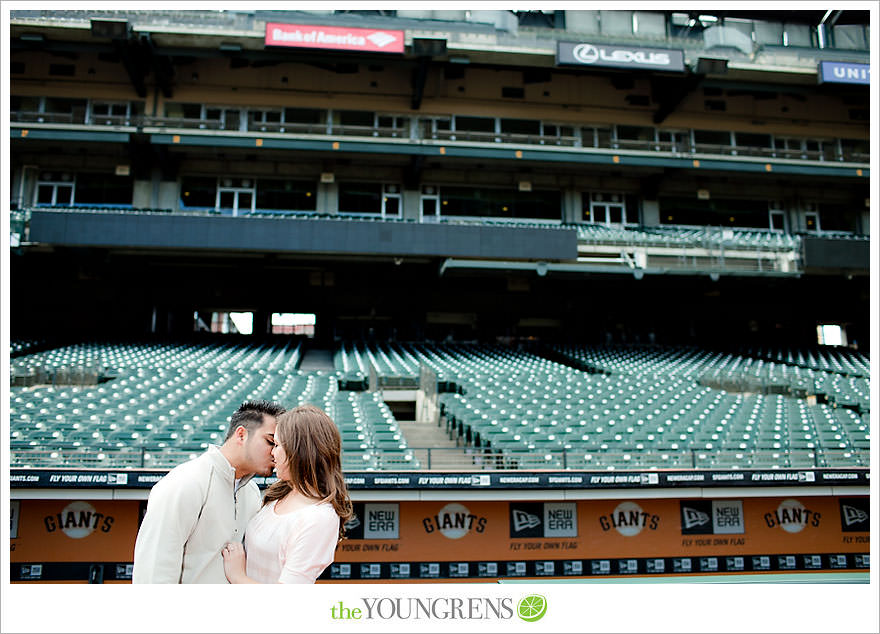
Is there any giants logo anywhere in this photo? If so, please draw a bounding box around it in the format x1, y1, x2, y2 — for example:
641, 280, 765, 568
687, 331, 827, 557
422, 503, 487, 539
599, 502, 659, 536
764, 499, 820, 533
43, 501, 114, 538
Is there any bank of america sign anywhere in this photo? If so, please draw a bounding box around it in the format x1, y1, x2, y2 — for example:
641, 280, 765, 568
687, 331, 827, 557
265, 23, 404, 54
557, 41, 685, 72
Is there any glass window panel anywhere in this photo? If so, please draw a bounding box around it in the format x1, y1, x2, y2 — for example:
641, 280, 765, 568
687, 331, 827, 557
237, 192, 253, 212
219, 191, 235, 209
284, 108, 322, 124
181, 103, 202, 119
339, 182, 382, 213
735, 132, 772, 148
440, 186, 560, 220
338, 110, 374, 127
454, 116, 495, 133
256, 179, 317, 211
659, 196, 771, 228
36, 186, 54, 205
75, 174, 131, 205
500, 119, 540, 135
818, 203, 858, 232
45, 98, 86, 114
12, 96, 40, 112
617, 125, 654, 141
384, 197, 400, 216
56, 185, 74, 205
180, 176, 217, 208
693, 129, 731, 146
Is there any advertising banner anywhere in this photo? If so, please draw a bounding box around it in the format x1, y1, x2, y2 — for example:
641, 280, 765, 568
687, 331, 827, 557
10, 468, 869, 490
557, 41, 685, 72
818, 61, 870, 85
10, 499, 140, 563
328, 496, 868, 579
265, 22, 405, 54
9, 496, 868, 581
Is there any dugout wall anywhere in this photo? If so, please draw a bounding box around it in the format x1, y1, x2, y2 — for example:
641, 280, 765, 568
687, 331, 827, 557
10, 468, 869, 583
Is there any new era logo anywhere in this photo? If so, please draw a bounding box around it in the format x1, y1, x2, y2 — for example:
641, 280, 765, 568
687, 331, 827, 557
367, 31, 397, 48
682, 507, 710, 529
842, 504, 868, 526
512, 510, 541, 532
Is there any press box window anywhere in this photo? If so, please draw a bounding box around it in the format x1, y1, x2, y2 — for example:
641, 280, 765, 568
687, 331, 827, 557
615, 125, 654, 148
440, 186, 561, 221
693, 129, 733, 151
339, 182, 382, 214
454, 116, 496, 137
421, 185, 440, 218
500, 119, 541, 138
164, 102, 203, 120
180, 176, 218, 209
383, 184, 401, 216
35, 172, 75, 206
256, 180, 317, 211
75, 173, 133, 206
333, 110, 374, 131
284, 108, 324, 130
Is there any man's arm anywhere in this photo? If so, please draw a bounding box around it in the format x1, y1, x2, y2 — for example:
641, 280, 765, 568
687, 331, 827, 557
132, 474, 205, 584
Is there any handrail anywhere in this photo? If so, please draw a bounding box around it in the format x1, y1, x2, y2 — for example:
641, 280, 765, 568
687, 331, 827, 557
10, 109, 869, 165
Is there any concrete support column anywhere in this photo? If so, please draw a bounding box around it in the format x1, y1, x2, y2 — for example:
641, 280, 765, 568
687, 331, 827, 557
318, 182, 338, 214
563, 189, 582, 223
402, 188, 421, 221
642, 199, 660, 226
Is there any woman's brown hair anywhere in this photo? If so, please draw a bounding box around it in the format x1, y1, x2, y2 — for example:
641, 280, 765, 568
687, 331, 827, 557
262, 404, 354, 540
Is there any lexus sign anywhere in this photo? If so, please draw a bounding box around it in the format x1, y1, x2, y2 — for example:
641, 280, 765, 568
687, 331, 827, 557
557, 41, 685, 72
265, 23, 405, 54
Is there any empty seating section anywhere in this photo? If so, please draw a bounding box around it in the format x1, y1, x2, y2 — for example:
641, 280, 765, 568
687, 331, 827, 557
9, 339, 868, 471
10, 340, 418, 471
556, 343, 870, 412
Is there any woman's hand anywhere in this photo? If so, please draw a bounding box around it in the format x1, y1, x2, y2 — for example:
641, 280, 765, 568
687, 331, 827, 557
221, 541, 248, 584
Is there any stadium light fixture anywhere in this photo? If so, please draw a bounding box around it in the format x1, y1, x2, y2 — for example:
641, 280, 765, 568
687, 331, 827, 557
219, 42, 242, 52
19, 33, 45, 42
697, 15, 718, 27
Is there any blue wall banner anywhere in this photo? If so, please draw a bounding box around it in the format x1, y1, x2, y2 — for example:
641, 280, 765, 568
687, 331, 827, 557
818, 61, 869, 85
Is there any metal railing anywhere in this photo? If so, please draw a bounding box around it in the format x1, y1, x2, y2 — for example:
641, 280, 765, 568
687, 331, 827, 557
10, 109, 869, 165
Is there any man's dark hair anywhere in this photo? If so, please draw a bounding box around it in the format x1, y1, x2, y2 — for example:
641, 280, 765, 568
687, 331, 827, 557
224, 399, 286, 441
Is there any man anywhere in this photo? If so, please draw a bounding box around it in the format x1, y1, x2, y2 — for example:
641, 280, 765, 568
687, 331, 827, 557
133, 399, 284, 583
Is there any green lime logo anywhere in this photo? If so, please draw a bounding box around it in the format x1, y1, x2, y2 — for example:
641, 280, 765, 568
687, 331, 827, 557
517, 594, 547, 622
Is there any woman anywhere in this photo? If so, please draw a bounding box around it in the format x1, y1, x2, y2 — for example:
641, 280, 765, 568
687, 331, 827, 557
222, 404, 353, 584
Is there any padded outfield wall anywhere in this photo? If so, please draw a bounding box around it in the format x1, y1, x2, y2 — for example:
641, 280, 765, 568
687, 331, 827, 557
10, 467, 869, 583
